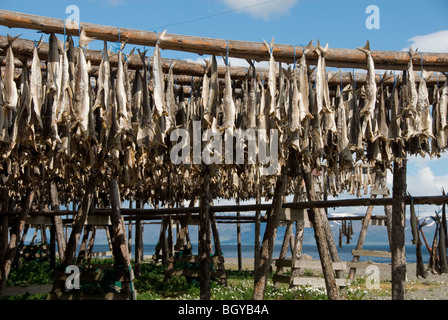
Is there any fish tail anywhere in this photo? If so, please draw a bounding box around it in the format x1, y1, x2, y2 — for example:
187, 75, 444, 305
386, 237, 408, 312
357, 40, 370, 55
79, 29, 94, 48
137, 49, 148, 63
7, 33, 21, 45
304, 40, 315, 55
158, 30, 168, 43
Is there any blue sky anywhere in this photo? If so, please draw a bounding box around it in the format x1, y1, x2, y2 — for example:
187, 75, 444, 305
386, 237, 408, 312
1, 0, 448, 218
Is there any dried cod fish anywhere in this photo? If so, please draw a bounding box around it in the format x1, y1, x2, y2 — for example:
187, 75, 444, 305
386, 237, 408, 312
3, 34, 20, 113
357, 41, 377, 141
153, 30, 167, 119
29, 37, 44, 128
264, 38, 277, 118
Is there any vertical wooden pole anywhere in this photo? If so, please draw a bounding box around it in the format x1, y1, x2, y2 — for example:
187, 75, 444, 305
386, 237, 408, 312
349, 171, 382, 280
236, 197, 242, 271
0, 190, 34, 294
274, 220, 294, 288
128, 201, 133, 255
252, 175, 286, 300
391, 159, 407, 300
161, 217, 169, 265
168, 210, 174, 257
321, 209, 344, 278
254, 189, 261, 272
40, 224, 48, 243
76, 225, 92, 265
290, 220, 305, 288
0, 190, 10, 269
135, 199, 142, 277
86, 226, 96, 265
199, 167, 211, 300
105, 226, 114, 253
109, 178, 131, 267
349, 204, 375, 281
61, 180, 95, 266
49, 220, 56, 269
302, 166, 340, 300
209, 201, 227, 285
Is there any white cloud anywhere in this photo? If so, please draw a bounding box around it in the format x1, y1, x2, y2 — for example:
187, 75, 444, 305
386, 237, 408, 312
407, 166, 448, 199
402, 30, 448, 53
221, 0, 298, 21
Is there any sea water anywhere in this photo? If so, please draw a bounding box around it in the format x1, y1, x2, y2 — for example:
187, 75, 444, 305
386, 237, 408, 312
91, 243, 430, 264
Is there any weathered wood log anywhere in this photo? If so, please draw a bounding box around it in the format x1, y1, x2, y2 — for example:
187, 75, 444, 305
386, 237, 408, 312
0, 190, 9, 269
0, 9, 447, 71
8, 194, 448, 218
86, 226, 96, 264
209, 201, 227, 286
302, 165, 340, 300
349, 173, 383, 280
49, 183, 66, 260
391, 159, 407, 300
134, 200, 142, 277
235, 198, 242, 272
1, 35, 447, 86
61, 179, 95, 266
254, 190, 262, 272
199, 167, 212, 300
109, 178, 131, 267
273, 219, 294, 289
0, 190, 34, 294
76, 225, 92, 265
290, 220, 305, 287
253, 175, 286, 300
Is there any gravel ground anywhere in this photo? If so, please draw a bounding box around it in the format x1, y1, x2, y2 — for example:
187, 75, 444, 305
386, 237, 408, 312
383, 263, 448, 300
224, 258, 448, 300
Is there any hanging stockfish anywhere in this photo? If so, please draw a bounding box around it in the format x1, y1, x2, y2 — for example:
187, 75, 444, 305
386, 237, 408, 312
116, 44, 131, 137
9, 65, 33, 155
246, 60, 258, 130
346, 74, 363, 161
357, 41, 376, 142
315, 42, 336, 133
336, 85, 353, 169
431, 82, 445, 156
403, 49, 420, 141
264, 38, 277, 118
388, 75, 405, 159
164, 60, 178, 135
417, 70, 433, 157
203, 56, 219, 127
0, 34, 19, 144
131, 68, 143, 125
136, 50, 155, 151
3, 34, 20, 113
29, 36, 44, 129
73, 30, 93, 138
200, 59, 210, 120
54, 36, 73, 124
152, 30, 167, 119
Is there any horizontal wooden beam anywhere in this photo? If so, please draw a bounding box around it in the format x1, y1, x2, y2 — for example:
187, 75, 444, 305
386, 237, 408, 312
2, 195, 447, 218
1, 35, 446, 87
1, 9, 447, 71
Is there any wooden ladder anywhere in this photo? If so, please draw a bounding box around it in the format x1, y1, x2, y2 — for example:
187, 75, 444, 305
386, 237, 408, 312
273, 258, 347, 288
